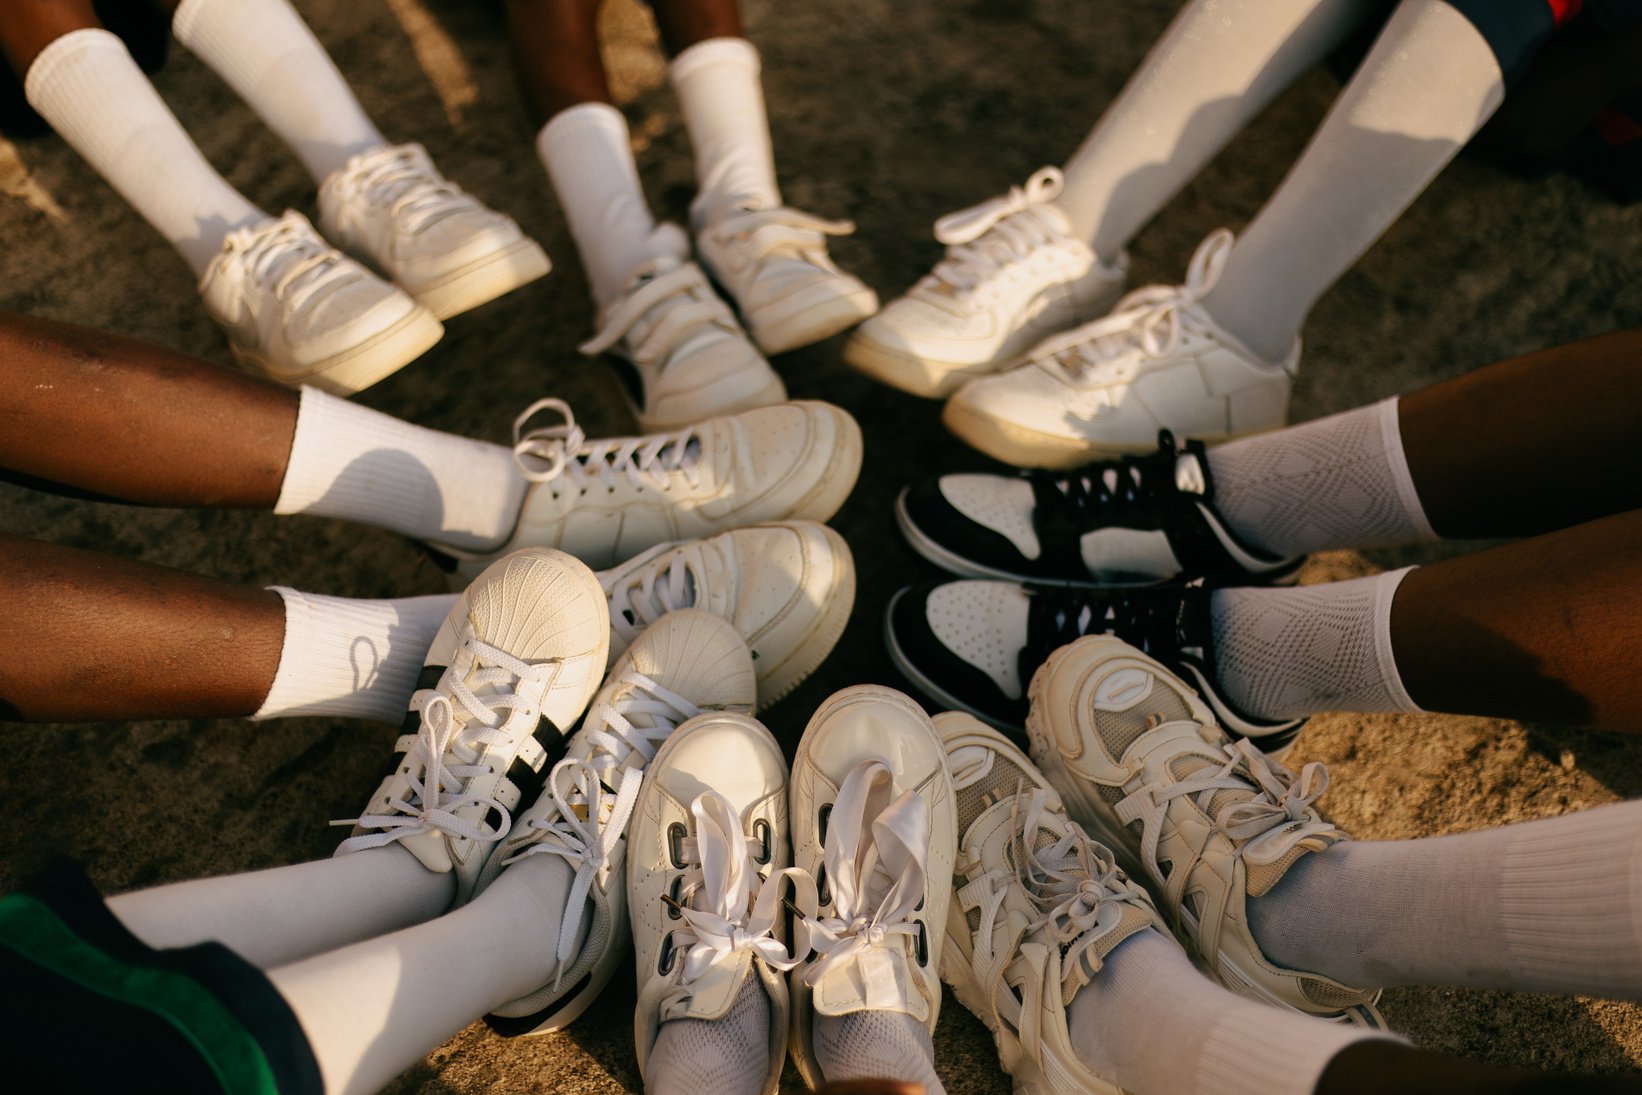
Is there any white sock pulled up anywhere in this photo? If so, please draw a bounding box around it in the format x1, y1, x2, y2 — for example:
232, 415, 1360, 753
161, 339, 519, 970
814, 1008, 945, 1094
647, 973, 773, 1095
669, 37, 781, 227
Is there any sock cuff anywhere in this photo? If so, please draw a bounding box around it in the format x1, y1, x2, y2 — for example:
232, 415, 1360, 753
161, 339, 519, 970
168, 0, 216, 42
668, 37, 761, 81
272, 386, 421, 516
1371, 565, 1423, 714
536, 101, 630, 159
1376, 397, 1439, 543
23, 28, 127, 101
1194, 1003, 1402, 1095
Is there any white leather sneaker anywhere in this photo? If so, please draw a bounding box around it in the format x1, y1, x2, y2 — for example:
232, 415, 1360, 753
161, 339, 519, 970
332, 548, 608, 906
695, 204, 878, 354
318, 142, 550, 321
845, 168, 1126, 399
944, 230, 1299, 469
198, 210, 442, 395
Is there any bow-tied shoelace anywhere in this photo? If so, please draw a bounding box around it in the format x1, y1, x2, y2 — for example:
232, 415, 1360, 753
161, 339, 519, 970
344, 145, 471, 234
921, 167, 1067, 297
579, 262, 736, 367
706, 206, 857, 265
511, 398, 706, 492
228, 214, 355, 313
603, 549, 700, 649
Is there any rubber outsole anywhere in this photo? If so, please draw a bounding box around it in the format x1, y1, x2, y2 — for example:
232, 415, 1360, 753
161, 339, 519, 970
842, 330, 1004, 400
752, 287, 879, 355
754, 522, 857, 710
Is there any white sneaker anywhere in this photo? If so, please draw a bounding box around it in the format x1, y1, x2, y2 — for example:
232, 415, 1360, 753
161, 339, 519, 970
332, 548, 609, 905
435, 397, 862, 581
845, 168, 1127, 399
944, 230, 1299, 469
600, 521, 855, 709
935, 710, 1165, 1095
318, 142, 550, 321
695, 205, 878, 354
198, 210, 443, 395
475, 609, 756, 1035
582, 224, 786, 431
1023, 635, 1385, 1027
786, 686, 956, 1091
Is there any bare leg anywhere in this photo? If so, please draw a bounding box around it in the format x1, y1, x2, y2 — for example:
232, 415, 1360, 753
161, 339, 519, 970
646, 0, 741, 57
504, 0, 611, 125
0, 0, 100, 74
1316, 1041, 1641, 1095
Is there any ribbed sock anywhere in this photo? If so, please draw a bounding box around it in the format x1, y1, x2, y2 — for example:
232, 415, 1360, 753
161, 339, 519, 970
23, 28, 266, 275
669, 37, 781, 227
647, 974, 772, 1095
813, 1008, 945, 1094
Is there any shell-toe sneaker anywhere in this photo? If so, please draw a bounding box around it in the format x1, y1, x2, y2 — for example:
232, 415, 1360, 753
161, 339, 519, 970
332, 548, 609, 906
886, 581, 1304, 753
475, 609, 756, 1035
1023, 635, 1385, 1027
318, 142, 550, 321
696, 204, 879, 354
600, 521, 855, 709
944, 230, 1298, 468
582, 224, 786, 431
199, 210, 443, 395
786, 686, 957, 1091
627, 712, 811, 1095
897, 431, 1301, 588
845, 168, 1126, 400
934, 710, 1164, 1095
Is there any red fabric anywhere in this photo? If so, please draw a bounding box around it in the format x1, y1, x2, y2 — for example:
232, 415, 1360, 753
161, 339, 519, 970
1593, 106, 1642, 147
1545, 0, 1584, 25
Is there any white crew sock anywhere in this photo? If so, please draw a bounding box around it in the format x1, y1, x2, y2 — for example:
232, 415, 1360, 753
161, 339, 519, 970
647, 974, 772, 1095
1068, 930, 1394, 1095
273, 386, 527, 551
109, 845, 451, 969
813, 1009, 945, 1094
1206, 398, 1438, 557
669, 37, 782, 227
1210, 569, 1422, 722
172, 0, 387, 183
23, 28, 267, 276
536, 103, 666, 309
1200, 0, 1508, 362
1249, 801, 1642, 999
254, 588, 456, 722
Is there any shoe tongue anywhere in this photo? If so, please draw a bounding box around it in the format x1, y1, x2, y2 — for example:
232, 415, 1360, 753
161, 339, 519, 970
1092, 686, 1195, 759
1164, 754, 1319, 896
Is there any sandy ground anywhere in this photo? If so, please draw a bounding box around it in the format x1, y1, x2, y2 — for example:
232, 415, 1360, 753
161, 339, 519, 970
2, 0, 1641, 1091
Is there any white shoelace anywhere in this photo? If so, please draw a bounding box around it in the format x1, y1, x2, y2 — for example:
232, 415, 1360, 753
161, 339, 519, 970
579, 262, 737, 367
226, 213, 356, 313
511, 398, 706, 492
919, 167, 1068, 298
342, 144, 472, 234
704, 206, 856, 266
603, 548, 699, 649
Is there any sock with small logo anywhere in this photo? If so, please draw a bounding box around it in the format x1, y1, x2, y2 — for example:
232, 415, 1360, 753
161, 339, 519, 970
813, 1008, 946, 1094
647, 973, 773, 1095
669, 38, 782, 227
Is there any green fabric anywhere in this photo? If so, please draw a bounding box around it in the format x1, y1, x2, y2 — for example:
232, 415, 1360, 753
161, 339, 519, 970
0, 892, 281, 1095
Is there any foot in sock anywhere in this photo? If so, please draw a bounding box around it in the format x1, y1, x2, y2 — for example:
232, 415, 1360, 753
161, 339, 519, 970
648, 974, 775, 1095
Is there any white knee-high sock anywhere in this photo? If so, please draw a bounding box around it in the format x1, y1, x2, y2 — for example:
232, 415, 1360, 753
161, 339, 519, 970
813, 1009, 945, 1094
1207, 398, 1438, 557
668, 37, 782, 227
272, 386, 528, 552
1200, 0, 1507, 362
254, 588, 457, 722
647, 974, 772, 1095
1249, 801, 1642, 999
1210, 570, 1423, 722
171, 0, 387, 183
108, 846, 452, 969
23, 28, 267, 276
1057, 0, 1379, 258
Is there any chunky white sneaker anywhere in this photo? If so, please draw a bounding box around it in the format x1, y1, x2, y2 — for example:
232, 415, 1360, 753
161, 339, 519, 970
786, 686, 956, 1091
935, 711, 1164, 1095
627, 711, 811, 1095
1023, 635, 1385, 1027
944, 230, 1299, 469
845, 168, 1127, 399
332, 548, 609, 905
600, 521, 855, 709
582, 224, 786, 431
435, 397, 862, 581
695, 205, 878, 354
475, 609, 756, 1035
198, 210, 443, 395
318, 142, 550, 321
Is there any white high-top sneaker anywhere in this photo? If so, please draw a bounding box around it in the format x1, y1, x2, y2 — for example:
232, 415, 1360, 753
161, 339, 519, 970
845, 168, 1127, 399
318, 142, 550, 321
198, 210, 442, 395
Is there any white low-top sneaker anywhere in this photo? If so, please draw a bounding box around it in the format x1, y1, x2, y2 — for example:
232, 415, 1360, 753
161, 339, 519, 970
318, 142, 550, 321
599, 521, 855, 709
582, 225, 786, 431
845, 167, 1127, 399
786, 686, 957, 1091
475, 609, 756, 1036
1023, 635, 1385, 1027
332, 548, 609, 906
944, 229, 1299, 469
198, 210, 443, 395
695, 205, 879, 354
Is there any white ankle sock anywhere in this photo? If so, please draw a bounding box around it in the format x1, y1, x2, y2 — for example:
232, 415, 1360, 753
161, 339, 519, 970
171, 0, 387, 183
23, 28, 266, 276
536, 103, 665, 309
669, 37, 781, 227
254, 588, 456, 722
1068, 930, 1392, 1095
1210, 570, 1422, 722
272, 386, 527, 551
647, 973, 772, 1095
1206, 398, 1437, 557
1249, 801, 1642, 1000
813, 1009, 945, 1094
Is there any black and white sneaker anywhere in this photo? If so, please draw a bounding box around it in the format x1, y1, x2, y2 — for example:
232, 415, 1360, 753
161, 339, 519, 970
896, 431, 1301, 588
885, 579, 1303, 754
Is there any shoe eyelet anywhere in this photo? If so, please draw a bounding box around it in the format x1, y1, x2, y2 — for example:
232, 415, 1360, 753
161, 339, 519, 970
817, 864, 831, 907
916, 920, 929, 967
818, 803, 832, 844
667, 822, 688, 868
658, 931, 676, 975
752, 818, 772, 865
667, 876, 685, 919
